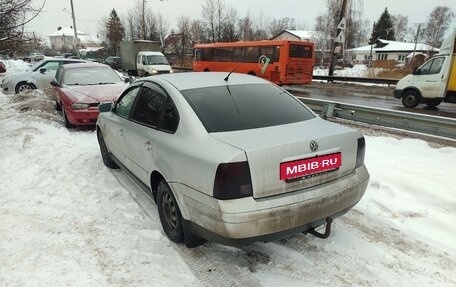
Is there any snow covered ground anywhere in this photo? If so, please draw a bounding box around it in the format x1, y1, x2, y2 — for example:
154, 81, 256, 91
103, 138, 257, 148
313, 64, 383, 78
1, 68, 456, 286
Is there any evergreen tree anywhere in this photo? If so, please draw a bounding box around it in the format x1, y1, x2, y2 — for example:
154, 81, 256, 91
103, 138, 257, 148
104, 9, 125, 56
370, 8, 395, 43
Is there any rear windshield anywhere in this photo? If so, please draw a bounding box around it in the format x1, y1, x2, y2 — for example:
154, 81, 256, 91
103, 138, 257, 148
289, 45, 313, 58
181, 84, 315, 132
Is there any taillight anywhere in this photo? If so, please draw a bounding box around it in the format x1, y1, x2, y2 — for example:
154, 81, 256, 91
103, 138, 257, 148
213, 161, 253, 200
356, 137, 366, 168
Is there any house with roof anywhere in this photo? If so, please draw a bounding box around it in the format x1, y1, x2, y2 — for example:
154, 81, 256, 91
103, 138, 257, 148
48, 27, 102, 52
346, 39, 439, 65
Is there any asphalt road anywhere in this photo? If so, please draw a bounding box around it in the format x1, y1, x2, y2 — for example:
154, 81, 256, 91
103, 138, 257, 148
285, 85, 456, 119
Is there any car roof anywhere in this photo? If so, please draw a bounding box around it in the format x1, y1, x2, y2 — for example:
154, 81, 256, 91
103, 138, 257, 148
60, 62, 111, 69
151, 72, 270, 91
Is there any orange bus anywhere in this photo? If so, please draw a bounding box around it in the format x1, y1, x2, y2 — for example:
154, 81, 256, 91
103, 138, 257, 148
193, 40, 314, 85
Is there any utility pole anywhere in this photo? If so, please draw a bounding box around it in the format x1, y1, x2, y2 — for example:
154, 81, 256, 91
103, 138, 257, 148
411, 24, 421, 69
142, 0, 145, 40
328, 0, 348, 77
69, 0, 79, 55
369, 22, 375, 67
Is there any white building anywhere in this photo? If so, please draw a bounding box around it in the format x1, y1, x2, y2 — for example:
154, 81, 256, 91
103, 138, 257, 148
48, 27, 102, 52
346, 39, 439, 64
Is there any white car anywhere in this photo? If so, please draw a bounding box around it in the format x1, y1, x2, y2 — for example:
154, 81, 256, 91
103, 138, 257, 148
96, 72, 370, 247
30, 52, 44, 61
1, 58, 84, 94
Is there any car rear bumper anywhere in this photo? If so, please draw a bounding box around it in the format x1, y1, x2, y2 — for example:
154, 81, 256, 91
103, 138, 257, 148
172, 165, 370, 245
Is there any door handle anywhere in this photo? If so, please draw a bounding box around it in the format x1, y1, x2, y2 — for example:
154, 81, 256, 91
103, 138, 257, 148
119, 128, 123, 136
145, 140, 153, 150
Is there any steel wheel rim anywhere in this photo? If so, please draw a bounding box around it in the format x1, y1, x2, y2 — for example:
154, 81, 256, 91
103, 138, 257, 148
18, 84, 31, 92
162, 191, 177, 230
404, 94, 415, 106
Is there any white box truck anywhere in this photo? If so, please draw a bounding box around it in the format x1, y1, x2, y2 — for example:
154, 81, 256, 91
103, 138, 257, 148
120, 40, 173, 76
394, 29, 456, 108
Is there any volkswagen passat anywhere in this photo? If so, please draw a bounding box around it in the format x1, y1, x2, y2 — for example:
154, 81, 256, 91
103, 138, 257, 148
96, 72, 369, 247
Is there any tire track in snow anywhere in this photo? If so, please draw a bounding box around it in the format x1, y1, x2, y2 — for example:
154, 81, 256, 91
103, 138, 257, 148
111, 169, 260, 287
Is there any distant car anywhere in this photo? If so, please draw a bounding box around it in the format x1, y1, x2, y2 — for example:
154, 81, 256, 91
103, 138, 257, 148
51, 63, 128, 127
0, 61, 5, 73
96, 72, 370, 247
104, 56, 122, 70
1, 58, 84, 94
30, 52, 44, 61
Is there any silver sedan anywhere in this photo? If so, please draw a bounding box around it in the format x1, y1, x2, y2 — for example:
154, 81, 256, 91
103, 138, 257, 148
96, 72, 369, 247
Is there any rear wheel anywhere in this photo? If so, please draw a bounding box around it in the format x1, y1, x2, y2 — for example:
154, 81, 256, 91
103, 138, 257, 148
423, 98, 442, 108
54, 100, 61, 111
157, 180, 184, 243
97, 130, 119, 169
401, 90, 421, 108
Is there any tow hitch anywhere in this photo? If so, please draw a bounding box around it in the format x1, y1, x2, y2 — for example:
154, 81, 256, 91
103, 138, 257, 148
303, 217, 333, 239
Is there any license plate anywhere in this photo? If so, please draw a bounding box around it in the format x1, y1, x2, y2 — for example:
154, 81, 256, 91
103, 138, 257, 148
280, 153, 342, 180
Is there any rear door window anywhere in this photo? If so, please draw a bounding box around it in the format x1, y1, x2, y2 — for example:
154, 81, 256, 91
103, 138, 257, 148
131, 85, 167, 128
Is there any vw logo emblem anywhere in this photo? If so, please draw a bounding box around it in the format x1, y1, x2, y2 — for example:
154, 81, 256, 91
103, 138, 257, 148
310, 140, 318, 152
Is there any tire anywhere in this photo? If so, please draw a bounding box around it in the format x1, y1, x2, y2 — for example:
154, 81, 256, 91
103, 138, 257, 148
203, 68, 210, 72
62, 107, 75, 128
54, 100, 62, 111
144, 72, 150, 77
157, 180, 184, 243
247, 71, 256, 76
423, 98, 442, 108
401, 90, 421, 108
97, 130, 119, 169
15, 82, 36, 93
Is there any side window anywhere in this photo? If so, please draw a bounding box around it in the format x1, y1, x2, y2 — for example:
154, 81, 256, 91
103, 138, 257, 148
115, 86, 141, 118
42, 61, 60, 72
137, 55, 141, 64
162, 98, 179, 133
428, 57, 445, 75
419, 60, 433, 75
131, 86, 167, 128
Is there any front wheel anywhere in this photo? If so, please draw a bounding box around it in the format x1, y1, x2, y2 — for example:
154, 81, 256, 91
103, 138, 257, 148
157, 180, 184, 243
15, 82, 36, 94
423, 98, 442, 108
402, 90, 421, 108
97, 130, 119, 169
62, 107, 75, 128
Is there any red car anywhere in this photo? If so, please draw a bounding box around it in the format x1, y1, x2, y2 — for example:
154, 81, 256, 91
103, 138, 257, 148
0, 61, 6, 73
51, 63, 129, 127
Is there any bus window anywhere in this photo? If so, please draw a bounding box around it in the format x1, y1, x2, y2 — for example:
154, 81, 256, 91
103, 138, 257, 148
259, 46, 278, 63
213, 47, 234, 62
245, 47, 259, 63
195, 49, 202, 61
289, 45, 312, 58
233, 48, 245, 61
202, 48, 213, 61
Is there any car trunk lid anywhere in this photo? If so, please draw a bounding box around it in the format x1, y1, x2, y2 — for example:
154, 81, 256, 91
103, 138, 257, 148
210, 118, 358, 199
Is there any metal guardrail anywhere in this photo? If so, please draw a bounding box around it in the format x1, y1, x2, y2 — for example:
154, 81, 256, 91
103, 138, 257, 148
298, 97, 456, 140
313, 75, 399, 86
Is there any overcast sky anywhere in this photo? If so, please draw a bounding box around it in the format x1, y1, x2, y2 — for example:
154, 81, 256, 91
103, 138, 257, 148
27, 0, 456, 39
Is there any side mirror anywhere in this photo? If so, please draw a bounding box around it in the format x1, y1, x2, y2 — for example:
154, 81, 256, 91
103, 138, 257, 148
40, 67, 47, 74
50, 79, 61, 87
124, 77, 130, 83
98, 101, 114, 113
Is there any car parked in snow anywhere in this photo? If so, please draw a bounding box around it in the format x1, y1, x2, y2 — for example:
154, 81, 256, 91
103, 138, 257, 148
52, 63, 129, 127
96, 72, 370, 247
104, 56, 122, 70
0, 61, 5, 73
30, 52, 44, 61
1, 58, 84, 94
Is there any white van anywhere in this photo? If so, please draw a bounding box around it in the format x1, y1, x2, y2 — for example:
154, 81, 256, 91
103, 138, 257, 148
136, 51, 173, 77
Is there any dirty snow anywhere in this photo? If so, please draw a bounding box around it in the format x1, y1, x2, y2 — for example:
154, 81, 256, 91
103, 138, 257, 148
0, 79, 455, 286
313, 64, 384, 78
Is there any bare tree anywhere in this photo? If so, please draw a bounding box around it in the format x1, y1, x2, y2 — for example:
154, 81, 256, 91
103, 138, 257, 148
269, 17, 296, 38
391, 14, 409, 42
220, 6, 239, 42
238, 12, 255, 41
0, 0, 46, 54
424, 6, 455, 48
173, 16, 192, 66
156, 12, 169, 52
201, 0, 226, 42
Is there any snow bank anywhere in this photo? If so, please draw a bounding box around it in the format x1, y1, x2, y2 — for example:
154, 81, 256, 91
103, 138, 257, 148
1, 59, 32, 74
